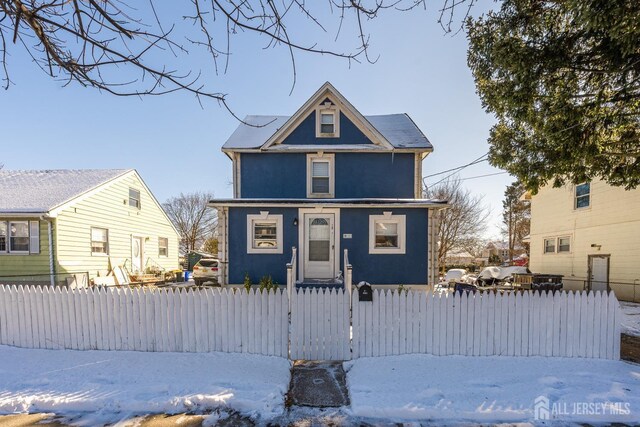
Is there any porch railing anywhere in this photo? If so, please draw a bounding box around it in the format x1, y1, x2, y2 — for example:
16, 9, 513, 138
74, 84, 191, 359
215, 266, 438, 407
344, 249, 353, 306
286, 246, 297, 310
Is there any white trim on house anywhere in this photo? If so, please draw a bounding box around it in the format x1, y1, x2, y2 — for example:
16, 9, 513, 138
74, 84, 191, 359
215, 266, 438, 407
368, 212, 406, 255
306, 153, 335, 198
260, 82, 394, 151
246, 212, 283, 254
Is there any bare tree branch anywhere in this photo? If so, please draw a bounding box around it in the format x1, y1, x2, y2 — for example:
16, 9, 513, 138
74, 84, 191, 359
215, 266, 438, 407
163, 192, 217, 254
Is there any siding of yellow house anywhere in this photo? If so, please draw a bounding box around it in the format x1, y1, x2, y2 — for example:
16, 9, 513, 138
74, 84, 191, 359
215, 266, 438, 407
529, 179, 640, 302
54, 171, 180, 279
0, 218, 53, 282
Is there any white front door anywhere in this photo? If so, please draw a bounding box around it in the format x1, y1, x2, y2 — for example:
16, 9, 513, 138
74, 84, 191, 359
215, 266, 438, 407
131, 236, 144, 273
303, 213, 335, 279
590, 256, 609, 292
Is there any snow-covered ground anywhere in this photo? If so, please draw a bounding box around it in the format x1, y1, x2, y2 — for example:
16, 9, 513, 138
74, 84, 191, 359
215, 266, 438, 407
0, 345, 291, 424
346, 354, 640, 424
621, 302, 640, 337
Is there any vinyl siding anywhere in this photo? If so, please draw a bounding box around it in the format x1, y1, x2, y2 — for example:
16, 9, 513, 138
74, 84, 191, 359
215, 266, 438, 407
55, 172, 180, 279
0, 219, 52, 280
529, 180, 640, 302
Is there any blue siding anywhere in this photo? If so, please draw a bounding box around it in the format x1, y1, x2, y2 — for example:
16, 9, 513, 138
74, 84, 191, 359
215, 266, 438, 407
240, 153, 415, 198
228, 207, 298, 285
240, 153, 307, 198
282, 112, 373, 145
335, 153, 414, 198
340, 208, 428, 284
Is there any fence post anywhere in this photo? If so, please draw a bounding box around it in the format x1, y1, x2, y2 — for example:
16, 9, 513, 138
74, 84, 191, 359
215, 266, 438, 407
344, 249, 352, 306
286, 247, 297, 311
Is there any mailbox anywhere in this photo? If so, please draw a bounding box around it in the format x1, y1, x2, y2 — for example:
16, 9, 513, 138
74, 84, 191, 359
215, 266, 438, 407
357, 281, 373, 302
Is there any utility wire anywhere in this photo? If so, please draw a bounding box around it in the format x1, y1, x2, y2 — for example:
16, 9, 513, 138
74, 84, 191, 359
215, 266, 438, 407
458, 171, 508, 181
422, 153, 489, 180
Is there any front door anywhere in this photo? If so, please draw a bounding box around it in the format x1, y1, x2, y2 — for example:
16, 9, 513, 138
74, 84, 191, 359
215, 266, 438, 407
589, 255, 609, 292
131, 236, 144, 273
303, 214, 335, 279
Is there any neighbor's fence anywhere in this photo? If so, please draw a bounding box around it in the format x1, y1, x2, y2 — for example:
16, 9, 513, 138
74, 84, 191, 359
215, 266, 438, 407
0, 285, 621, 361
0, 285, 288, 357
352, 289, 621, 360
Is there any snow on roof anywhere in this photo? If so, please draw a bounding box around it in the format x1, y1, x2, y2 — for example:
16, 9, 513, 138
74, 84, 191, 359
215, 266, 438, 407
0, 169, 130, 214
222, 114, 432, 150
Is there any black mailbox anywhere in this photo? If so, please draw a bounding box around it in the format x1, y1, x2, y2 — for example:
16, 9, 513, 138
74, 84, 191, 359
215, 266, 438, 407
358, 282, 373, 302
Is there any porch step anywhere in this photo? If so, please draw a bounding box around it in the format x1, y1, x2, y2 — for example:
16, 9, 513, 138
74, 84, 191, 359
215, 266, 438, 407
296, 279, 344, 290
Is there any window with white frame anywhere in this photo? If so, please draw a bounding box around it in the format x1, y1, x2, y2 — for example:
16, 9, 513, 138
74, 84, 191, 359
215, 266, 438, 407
247, 213, 283, 254
544, 238, 556, 254
369, 213, 406, 254
129, 188, 141, 209
575, 183, 590, 209
91, 227, 109, 255
158, 237, 169, 257
557, 236, 571, 253
307, 154, 335, 197
315, 103, 340, 137
0, 221, 39, 254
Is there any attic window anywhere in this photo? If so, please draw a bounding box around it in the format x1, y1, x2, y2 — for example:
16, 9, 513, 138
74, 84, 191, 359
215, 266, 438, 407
129, 188, 141, 209
315, 104, 340, 137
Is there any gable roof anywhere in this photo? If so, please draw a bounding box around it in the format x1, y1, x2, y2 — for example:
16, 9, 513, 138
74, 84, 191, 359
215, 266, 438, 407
222, 82, 433, 152
0, 169, 130, 214
223, 113, 432, 151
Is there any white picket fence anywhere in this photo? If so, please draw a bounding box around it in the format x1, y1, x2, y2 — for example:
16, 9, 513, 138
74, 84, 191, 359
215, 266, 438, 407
0, 285, 288, 357
0, 285, 622, 361
290, 288, 350, 360
352, 289, 621, 360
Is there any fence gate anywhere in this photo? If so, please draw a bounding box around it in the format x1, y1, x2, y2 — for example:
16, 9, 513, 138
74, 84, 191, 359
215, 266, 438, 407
289, 288, 351, 360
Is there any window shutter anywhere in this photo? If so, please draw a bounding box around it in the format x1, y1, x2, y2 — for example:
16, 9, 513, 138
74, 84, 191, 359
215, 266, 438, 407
29, 221, 40, 254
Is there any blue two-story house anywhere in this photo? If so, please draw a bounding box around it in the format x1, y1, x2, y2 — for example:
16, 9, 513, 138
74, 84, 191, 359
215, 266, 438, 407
210, 82, 447, 288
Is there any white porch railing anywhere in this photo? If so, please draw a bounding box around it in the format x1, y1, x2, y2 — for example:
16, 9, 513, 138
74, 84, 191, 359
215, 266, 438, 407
344, 249, 353, 306
286, 247, 297, 310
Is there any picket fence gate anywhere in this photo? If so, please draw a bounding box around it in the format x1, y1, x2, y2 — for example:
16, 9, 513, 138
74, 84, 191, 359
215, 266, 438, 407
0, 284, 621, 360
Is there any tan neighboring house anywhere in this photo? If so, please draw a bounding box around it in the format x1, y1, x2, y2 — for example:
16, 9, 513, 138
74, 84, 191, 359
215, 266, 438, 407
0, 169, 179, 285
527, 180, 640, 302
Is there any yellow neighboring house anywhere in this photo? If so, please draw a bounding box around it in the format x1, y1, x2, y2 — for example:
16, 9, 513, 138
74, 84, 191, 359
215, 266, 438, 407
0, 169, 180, 285
528, 179, 640, 302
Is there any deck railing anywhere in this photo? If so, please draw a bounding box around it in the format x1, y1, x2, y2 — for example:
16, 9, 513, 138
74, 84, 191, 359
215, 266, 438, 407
344, 249, 353, 306
286, 246, 297, 310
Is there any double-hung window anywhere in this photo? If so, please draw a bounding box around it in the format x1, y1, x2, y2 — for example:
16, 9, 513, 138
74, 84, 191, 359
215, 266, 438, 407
158, 237, 169, 257
369, 213, 406, 254
307, 154, 334, 198
315, 105, 339, 137
575, 183, 590, 209
129, 188, 141, 209
91, 227, 109, 255
544, 238, 556, 254
557, 236, 571, 253
0, 221, 39, 254
247, 213, 283, 254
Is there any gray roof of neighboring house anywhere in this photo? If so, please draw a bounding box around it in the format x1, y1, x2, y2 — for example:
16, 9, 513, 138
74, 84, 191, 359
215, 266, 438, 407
0, 169, 130, 214
222, 114, 433, 150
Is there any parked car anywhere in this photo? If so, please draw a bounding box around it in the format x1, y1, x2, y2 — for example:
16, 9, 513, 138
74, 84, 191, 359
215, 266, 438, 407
192, 258, 219, 286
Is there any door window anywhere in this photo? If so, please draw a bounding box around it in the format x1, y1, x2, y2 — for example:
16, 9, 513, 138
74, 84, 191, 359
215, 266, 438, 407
308, 218, 330, 262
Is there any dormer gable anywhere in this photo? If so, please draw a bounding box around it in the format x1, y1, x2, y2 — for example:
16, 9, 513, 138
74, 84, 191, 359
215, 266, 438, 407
261, 82, 394, 151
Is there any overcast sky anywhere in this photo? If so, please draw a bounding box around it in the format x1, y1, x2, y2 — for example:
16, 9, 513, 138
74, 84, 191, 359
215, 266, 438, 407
0, 1, 511, 239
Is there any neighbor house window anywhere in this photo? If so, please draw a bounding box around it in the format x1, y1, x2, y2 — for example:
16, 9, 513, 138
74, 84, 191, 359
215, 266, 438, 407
247, 213, 283, 254
544, 238, 555, 254
557, 236, 571, 253
91, 227, 109, 255
9, 222, 29, 252
158, 237, 168, 257
307, 154, 335, 198
129, 188, 141, 209
575, 183, 590, 209
0, 222, 6, 253
369, 213, 406, 254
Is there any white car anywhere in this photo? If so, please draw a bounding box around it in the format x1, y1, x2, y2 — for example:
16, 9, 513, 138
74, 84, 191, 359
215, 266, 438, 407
192, 258, 219, 286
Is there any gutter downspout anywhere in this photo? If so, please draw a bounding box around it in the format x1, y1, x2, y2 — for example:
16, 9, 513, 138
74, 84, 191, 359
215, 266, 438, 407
45, 217, 55, 286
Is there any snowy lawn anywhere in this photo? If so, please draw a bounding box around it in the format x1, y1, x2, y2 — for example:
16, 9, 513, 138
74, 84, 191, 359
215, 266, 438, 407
621, 301, 640, 337
0, 345, 291, 422
346, 354, 640, 424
